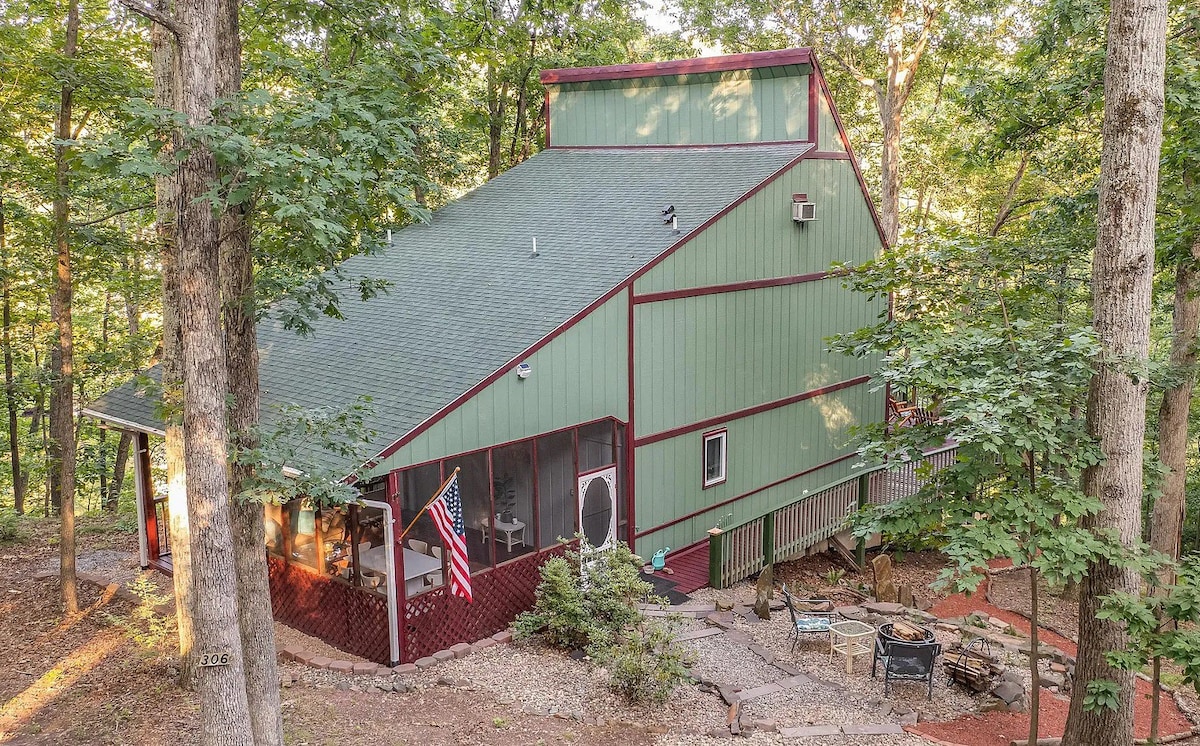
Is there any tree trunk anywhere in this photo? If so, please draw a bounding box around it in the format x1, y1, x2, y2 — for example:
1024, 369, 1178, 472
878, 98, 902, 246
152, 0, 196, 689
486, 64, 506, 180
105, 431, 132, 511
1150, 235, 1200, 577
1028, 565, 1041, 746
1, 194, 23, 515
1061, 0, 1168, 741
50, 0, 80, 615
175, 0, 255, 735
216, 1, 283, 742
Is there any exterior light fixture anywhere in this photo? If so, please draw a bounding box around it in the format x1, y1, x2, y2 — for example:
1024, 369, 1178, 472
515, 362, 532, 380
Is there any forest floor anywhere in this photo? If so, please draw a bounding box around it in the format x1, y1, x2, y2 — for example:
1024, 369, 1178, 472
1, 520, 1198, 745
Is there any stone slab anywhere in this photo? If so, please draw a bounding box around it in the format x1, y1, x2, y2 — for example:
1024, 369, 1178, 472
676, 627, 724, 642
352, 662, 378, 675
736, 682, 782, 700
310, 656, 333, 670
328, 660, 354, 674
491, 630, 514, 643
414, 656, 438, 670
843, 723, 905, 735
449, 642, 473, 658
392, 663, 419, 675
780, 724, 840, 738
472, 638, 497, 652
432, 649, 455, 663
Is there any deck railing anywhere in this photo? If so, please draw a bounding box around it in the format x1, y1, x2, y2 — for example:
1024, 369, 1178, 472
708, 445, 957, 589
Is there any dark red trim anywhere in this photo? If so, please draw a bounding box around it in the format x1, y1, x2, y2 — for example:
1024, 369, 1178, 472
634, 452, 858, 538
540, 48, 812, 85
807, 68, 818, 144
546, 139, 812, 151
635, 375, 871, 447
369, 146, 813, 466
626, 287, 636, 548
138, 433, 158, 561
807, 151, 853, 160
701, 429, 728, 489
812, 57, 889, 250
385, 415, 625, 475
633, 271, 834, 304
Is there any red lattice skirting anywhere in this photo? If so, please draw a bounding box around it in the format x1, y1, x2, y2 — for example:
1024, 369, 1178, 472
403, 545, 567, 662
267, 555, 391, 664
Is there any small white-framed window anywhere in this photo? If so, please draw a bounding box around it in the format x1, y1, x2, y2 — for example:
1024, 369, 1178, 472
702, 429, 727, 488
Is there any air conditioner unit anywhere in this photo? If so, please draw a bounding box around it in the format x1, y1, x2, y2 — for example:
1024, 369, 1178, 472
792, 193, 817, 223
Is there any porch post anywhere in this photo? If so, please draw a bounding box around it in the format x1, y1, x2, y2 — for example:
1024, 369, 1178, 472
131, 430, 149, 568
387, 469, 406, 665
137, 432, 159, 562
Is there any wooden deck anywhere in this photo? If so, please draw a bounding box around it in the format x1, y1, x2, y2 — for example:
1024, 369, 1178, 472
661, 540, 710, 594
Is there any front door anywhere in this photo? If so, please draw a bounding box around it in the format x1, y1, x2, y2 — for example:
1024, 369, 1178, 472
577, 466, 618, 551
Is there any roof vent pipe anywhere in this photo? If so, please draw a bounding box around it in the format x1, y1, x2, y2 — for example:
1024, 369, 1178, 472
531, 236, 539, 257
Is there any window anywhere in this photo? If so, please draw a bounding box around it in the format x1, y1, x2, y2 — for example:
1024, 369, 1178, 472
703, 430, 727, 488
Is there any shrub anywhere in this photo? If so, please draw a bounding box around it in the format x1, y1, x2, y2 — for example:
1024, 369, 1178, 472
0, 508, 23, 544
606, 617, 694, 706
517, 538, 691, 704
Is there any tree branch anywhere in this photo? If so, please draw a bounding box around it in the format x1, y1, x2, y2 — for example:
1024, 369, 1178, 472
71, 202, 154, 227
115, 0, 182, 38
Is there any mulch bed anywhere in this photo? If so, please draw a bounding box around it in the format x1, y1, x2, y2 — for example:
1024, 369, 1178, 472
911, 587, 1192, 746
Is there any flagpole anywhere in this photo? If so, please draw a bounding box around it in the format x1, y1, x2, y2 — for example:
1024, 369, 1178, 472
396, 466, 461, 542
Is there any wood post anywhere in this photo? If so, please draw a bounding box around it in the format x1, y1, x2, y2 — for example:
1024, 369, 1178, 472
856, 471, 870, 567
708, 527, 725, 589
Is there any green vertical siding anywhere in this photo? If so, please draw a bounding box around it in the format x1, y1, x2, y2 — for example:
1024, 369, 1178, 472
548, 68, 811, 147
817, 88, 847, 153
633, 386, 876, 553
633, 281, 879, 436
634, 159, 881, 293
366, 294, 628, 475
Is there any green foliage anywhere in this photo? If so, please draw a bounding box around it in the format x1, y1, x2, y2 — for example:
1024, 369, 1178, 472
835, 233, 1122, 593
606, 616, 694, 706
1095, 557, 1200, 691
516, 539, 658, 656
104, 574, 173, 651
516, 539, 691, 704
232, 398, 377, 508
1083, 679, 1122, 713
0, 508, 23, 544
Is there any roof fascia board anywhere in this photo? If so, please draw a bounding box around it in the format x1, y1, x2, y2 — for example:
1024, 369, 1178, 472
547, 140, 812, 151
540, 48, 812, 85
360, 142, 817, 475
81, 408, 167, 437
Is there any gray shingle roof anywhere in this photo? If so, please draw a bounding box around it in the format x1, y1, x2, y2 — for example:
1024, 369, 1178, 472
85, 143, 811, 474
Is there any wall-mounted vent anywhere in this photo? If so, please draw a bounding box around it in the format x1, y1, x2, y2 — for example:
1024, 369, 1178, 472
792, 193, 817, 223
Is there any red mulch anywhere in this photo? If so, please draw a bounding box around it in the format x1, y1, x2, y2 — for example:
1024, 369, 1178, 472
910, 580, 1192, 746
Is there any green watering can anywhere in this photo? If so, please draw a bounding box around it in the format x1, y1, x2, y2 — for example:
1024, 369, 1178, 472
651, 547, 670, 571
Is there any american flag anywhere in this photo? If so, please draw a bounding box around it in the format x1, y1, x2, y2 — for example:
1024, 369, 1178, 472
427, 473, 472, 602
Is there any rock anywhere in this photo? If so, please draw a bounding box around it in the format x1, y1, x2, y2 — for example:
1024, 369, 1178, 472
351, 662, 378, 676
863, 601, 905, 615
392, 663, 418, 675
522, 703, 550, 716
836, 605, 869, 622
899, 712, 919, 726
1050, 661, 1068, 673
437, 675, 471, 687
753, 565, 773, 620
491, 630, 514, 644
878, 701, 893, 716
707, 727, 733, 738
1040, 673, 1066, 689
715, 594, 735, 612
568, 648, 587, 661
753, 719, 778, 733
449, 642, 473, 659
871, 554, 898, 604
898, 584, 914, 608
335, 681, 351, 691
414, 656, 438, 670
992, 680, 1024, 705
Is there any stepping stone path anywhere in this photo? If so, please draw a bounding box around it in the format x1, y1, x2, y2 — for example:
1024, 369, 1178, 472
669, 601, 907, 739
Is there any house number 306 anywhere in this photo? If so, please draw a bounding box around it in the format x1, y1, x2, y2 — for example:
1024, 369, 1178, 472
199, 652, 232, 667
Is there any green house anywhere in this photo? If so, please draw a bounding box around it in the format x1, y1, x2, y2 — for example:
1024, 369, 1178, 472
86, 47, 887, 665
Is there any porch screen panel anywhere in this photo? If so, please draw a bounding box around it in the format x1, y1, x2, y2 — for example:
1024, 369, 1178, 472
615, 423, 627, 544
537, 431, 575, 548
399, 463, 442, 553
443, 450, 493, 571
264, 503, 284, 556
491, 442, 535, 562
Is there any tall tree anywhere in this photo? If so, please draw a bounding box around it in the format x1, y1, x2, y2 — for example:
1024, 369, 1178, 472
1, 194, 22, 514
1061, 0, 1169, 741
216, 0, 282, 740
146, 0, 198, 688
50, 0, 80, 614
